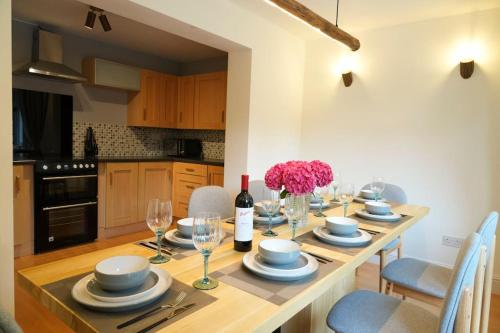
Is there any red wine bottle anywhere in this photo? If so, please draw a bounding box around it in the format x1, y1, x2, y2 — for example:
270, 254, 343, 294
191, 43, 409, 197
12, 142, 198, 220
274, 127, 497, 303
234, 174, 254, 252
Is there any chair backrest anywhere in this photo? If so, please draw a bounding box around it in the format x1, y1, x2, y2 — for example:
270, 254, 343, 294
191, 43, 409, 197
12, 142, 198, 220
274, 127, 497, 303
249, 180, 268, 203
361, 183, 408, 204
476, 211, 498, 260
438, 233, 482, 333
188, 186, 233, 219
0, 308, 23, 333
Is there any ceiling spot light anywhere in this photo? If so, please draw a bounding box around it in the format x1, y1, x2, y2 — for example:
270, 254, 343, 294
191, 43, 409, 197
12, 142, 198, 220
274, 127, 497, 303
99, 13, 112, 32
84, 7, 96, 29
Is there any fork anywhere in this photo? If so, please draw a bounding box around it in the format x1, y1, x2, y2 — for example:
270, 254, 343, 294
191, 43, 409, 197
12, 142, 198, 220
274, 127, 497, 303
116, 291, 188, 329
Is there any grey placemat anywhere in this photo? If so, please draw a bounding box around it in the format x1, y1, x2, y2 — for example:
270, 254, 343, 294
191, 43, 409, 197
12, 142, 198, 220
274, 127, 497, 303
209, 256, 341, 305
348, 213, 413, 229
42, 272, 217, 333
136, 231, 234, 260
295, 229, 386, 257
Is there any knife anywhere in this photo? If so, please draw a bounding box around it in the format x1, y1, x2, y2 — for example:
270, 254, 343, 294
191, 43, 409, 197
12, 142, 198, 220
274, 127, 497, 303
136, 303, 196, 333
138, 242, 171, 255
148, 241, 174, 255
304, 251, 334, 263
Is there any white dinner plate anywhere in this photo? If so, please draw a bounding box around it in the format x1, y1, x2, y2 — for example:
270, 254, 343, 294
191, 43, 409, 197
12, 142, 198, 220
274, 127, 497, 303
86, 270, 159, 303
243, 252, 318, 281
72, 267, 171, 312
309, 201, 331, 209
254, 213, 287, 225
353, 196, 387, 204
313, 226, 372, 247
164, 229, 226, 248
355, 209, 402, 222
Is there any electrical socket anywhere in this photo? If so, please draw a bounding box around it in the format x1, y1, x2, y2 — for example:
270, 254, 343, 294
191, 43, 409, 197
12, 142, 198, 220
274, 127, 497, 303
442, 235, 464, 248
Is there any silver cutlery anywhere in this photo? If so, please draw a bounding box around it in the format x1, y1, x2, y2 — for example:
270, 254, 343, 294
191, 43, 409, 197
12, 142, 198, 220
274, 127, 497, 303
148, 241, 176, 253
138, 242, 172, 255
358, 227, 379, 235
137, 303, 196, 333
116, 291, 187, 329
304, 251, 333, 263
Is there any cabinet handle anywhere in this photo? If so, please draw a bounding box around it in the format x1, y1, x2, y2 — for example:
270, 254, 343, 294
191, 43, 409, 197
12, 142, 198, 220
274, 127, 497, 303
14, 175, 20, 193
185, 168, 195, 172
143, 108, 147, 121
109, 173, 113, 187
186, 185, 195, 190
221, 111, 225, 123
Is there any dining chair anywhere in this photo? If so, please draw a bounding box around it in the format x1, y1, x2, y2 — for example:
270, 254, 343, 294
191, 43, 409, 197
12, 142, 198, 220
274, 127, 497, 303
0, 308, 23, 333
381, 211, 498, 332
188, 186, 233, 219
327, 232, 483, 333
360, 183, 408, 292
249, 180, 268, 202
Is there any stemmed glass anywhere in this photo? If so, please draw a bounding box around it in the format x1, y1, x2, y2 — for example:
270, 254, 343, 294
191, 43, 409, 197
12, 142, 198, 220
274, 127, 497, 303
284, 194, 306, 243
330, 172, 341, 202
314, 186, 328, 217
261, 189, 280, 237
370, 177, 385, 201
146, 199, 172, 264
192, 212, 222, 290
340, 183, 355, 217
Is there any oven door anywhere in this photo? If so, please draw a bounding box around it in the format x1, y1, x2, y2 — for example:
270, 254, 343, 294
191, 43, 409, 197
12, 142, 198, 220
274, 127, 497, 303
35, 201, 98, 253
39, 174, 97, 205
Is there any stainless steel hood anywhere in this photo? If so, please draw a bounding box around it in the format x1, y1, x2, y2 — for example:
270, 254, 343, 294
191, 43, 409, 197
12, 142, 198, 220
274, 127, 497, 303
14, 29, 87, 83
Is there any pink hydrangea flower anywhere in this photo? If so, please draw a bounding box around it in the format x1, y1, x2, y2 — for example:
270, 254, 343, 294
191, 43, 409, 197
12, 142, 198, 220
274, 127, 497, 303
282, 161, 316, 195
310, 160, 333, 187
264, 163, 286, 190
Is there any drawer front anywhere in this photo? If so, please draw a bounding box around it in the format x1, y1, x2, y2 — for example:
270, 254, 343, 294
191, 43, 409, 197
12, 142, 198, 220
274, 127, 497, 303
174, 174, 207, 197
174, 201, 189, 218
173, 162, 207, 177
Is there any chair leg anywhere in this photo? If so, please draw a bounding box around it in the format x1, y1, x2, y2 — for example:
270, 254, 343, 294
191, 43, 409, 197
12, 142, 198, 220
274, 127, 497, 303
379, 250, 387, 293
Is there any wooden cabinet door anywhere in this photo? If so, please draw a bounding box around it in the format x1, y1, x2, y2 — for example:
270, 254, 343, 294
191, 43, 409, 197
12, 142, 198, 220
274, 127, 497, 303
137, 162, 173, 221
177, 76, 195, 129
105, 163, 139, 228
158, 74, 178, 128
128, 69, 160, 127
13, 165, 34, 254
194, 71, 227, 130
208, 165, 224, 187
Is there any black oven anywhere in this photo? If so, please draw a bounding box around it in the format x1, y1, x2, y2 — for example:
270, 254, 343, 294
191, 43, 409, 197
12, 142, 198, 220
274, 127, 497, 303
34, 160, 98, 253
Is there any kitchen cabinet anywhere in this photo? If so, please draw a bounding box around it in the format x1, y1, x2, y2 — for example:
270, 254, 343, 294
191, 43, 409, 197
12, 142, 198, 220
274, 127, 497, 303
208, 165, 225, 187
137, 162, 173, 221
193, 71, 227, 130
82, 57, 141, 91
13, 165, 34, 257
176, 76, 195, 129
172, 162, 224, 218
128, 70, 178, 128
105, 163, 139, 228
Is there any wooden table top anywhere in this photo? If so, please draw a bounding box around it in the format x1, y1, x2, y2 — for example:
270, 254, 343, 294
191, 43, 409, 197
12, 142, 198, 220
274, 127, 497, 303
17, 202, 429, 333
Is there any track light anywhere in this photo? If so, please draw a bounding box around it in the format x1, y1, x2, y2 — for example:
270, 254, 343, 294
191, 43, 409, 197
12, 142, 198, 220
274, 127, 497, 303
84, 8, 96, 29
99, 13, 112, 32
84, 6, 112, 32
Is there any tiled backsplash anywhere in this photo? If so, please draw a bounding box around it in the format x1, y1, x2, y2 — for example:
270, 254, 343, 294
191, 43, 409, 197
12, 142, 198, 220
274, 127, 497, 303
73, 122, 225, 159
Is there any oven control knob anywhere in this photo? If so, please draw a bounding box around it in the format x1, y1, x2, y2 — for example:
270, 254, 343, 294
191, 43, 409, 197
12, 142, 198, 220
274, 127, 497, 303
79, 164, 83, 168
85, 164, 89, 168
73, 164, 77, 169
56, 165, 61, 170
42, 165, 48, 170
90, 163, 95, 168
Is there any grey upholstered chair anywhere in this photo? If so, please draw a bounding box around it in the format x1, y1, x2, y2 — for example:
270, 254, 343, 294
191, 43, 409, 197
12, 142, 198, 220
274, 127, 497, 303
188, 186, 233, 219
360, 183, 408, 292
249, 180, 268, 203
0, 309, 23, 333
382, 211, 498, 318
327, 232, 482, 333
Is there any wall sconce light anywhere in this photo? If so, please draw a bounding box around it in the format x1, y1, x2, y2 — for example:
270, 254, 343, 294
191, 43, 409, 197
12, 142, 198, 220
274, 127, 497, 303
456, 41, 481, 79
337, 53, 356, 87
460, 60, 474, 79
342, 72, 353, 87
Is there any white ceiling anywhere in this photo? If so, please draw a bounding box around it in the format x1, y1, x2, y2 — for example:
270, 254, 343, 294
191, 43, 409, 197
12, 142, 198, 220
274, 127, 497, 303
237, 0, 500, 39
12, 0, 227, 63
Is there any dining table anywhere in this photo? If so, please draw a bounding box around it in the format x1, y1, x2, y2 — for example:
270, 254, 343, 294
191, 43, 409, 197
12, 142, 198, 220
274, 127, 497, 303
17, 200, 429, 333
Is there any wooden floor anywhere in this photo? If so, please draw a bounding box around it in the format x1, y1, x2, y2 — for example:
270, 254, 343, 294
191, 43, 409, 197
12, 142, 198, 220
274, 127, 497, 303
14, 231, 500, 333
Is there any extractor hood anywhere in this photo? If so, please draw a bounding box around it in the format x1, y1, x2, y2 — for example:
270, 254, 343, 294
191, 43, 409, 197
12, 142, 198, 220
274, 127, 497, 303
14, 29, 87, 83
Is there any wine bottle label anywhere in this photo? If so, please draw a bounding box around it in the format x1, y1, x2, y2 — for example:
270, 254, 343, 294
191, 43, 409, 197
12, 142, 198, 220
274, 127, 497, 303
235, 207, 254, 241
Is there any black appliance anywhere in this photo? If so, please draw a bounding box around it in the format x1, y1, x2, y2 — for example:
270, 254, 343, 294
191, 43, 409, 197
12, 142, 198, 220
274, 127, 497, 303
13, 88, 73, 160
34, 159, 98, 253
173, 138, 202, 158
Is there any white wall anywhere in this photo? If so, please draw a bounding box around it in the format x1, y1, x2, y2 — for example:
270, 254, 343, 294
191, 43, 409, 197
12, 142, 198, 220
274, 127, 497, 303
300, 9, 500, 284
86, 0, 306, 194
0, 0, 14, 314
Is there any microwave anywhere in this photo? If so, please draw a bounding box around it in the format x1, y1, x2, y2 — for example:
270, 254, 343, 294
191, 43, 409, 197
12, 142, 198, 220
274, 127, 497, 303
176, 139, 203, 158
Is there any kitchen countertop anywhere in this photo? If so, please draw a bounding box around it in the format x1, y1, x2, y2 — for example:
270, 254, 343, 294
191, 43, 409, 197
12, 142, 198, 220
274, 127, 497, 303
13, 156, 224, 166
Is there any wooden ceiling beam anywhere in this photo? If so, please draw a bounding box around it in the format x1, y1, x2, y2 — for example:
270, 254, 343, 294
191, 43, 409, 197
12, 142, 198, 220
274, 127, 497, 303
268, 0, 360, 51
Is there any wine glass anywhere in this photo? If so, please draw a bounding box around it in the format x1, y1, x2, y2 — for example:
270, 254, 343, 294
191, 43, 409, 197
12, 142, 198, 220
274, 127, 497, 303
313, 186, 328, 217
370, 177, 385, 201
340, 183, 355, 217
261, 189, 280, 237
330, 172, 341, 202
284, 194, 306, 243
146, 199, 173, 264
192, 212, 222, 290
